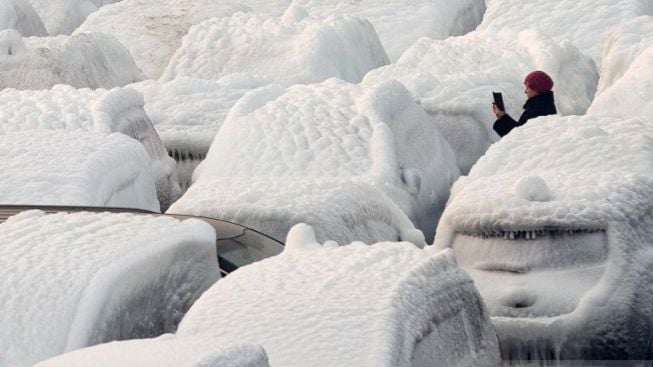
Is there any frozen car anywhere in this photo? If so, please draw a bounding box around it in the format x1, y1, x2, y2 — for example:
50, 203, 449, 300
434, 114, 653, 360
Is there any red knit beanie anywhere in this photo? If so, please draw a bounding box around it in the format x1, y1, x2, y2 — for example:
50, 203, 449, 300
524, 71, 554, 93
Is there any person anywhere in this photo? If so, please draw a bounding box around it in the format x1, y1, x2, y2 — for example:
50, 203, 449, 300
492, 70, 557, 137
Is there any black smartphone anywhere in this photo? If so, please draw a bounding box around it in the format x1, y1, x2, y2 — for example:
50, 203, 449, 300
493, 92, 505, 112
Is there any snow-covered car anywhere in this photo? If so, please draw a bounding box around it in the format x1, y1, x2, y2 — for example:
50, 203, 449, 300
434, 114, 653, 360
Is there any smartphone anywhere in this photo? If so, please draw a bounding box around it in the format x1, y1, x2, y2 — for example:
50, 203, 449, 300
493, 92, 505, 112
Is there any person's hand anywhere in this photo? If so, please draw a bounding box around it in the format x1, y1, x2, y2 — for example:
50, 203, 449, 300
492, 103, 505, 118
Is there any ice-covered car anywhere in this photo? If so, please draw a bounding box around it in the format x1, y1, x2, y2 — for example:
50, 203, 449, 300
434, 114, 653, 360
36, 224, 500, 367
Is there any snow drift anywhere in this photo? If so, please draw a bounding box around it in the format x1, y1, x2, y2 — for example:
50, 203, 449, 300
477, 0, 653, 66
434, 114, 653, 360
0, 85, 181, 211
0, 29, 144, 90
0, 210, 218, 367
0, 0, 47, 36
28, 0, 121, 35
76, 0, 249, 78
168, 79, 460, 245
363, 30, 597, 174
161, 5, 389, 85
0, 130, 159, 210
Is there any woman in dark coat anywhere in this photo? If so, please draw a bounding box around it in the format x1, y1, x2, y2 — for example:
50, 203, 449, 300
493, 70, 557, 137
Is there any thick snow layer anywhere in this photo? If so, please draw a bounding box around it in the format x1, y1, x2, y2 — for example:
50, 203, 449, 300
76, 0, 249, 78
27, 0, 120, 35
597, 16, 653, 93
0, 210, 218, 367
477, 0, 653, 66
0, 85, 181, 211
168, 79, 459, 244
0, 0, 47, 36
363, 30, 597, 173
434, 115, 653, 359
0, 30, 144, 90
172, 224, 500, 367
294, 0, 485, 61
161, 6, 389, 85
36, 338, 270, 367
0, 130, 158, 210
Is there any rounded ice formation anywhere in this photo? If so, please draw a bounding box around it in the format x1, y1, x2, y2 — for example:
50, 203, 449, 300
515, 176, 552, 202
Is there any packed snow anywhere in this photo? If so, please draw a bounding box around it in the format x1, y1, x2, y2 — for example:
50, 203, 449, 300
129, 75, 271, 190
76, 0, 249, 78
434, 114, 653, 359
168, 79, 459, 244
0, 130, 158, 209
477, 0, 653, 67
37, 338, 270, 367
172, 224, 499, 367
0, 30, 144, 90
161, 5, 389, 85
28, 0, 120, 35
0, 0, 47, 36
0, 210, 218, 367
0, 85, 181, 210
293, 0, 485, 61
363, 29, 597, 173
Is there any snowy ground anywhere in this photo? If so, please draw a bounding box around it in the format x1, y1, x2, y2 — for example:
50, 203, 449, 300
2, 0, 653, 364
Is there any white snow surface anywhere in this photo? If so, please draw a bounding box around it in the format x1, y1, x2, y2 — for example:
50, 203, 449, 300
0, 210, 219, 367
293, 0, 485, 61
170, 224, 500, 367
0, 130, 158, 210
76, 0, 250, 78
28, 0, 121, 35
36, 338, 270, 367
477, 0, 653, 67
0, 85, 181, 211
434, 114, 653, 359
168, 79, 459, 244
363, 30, 597, 173
0, 0, 47, 36
161, 6, 389, 85
0, 30, 144, 90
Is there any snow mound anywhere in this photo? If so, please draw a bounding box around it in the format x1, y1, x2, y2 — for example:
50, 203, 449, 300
434, 114, 653, 359
28, 0, 121, 35
477, 0, 653, 67
0, 0, 47, 36
0, 30, 144, 90
0, 210, 218, 367
0, 130, 158, 210
173, 225, 499, 367
36, 338, 269, 367
0, 85, 181, 211
161, 6, 389, 85
597, 16, 653, 93
129, 75, 272, 190
168, 79, 459, 244
363, 30, 597, 173
76, 0, 249, 78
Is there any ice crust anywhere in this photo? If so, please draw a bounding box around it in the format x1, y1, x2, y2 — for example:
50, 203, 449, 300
76, 0, 250, 78
168, 79, 459, 244
171, 225, 500, 367
477, 0, 653, 67
0, 210, 219, 367
161, 6, 389, 85
0, 130, 159, 210
36, 338, 270, 367
0, 0, 47, 36
0, 30, 144, 90
434, 115, 653, 358
363, 30, 598, 173
28, 0, 121, 35
0, 85, 181, 211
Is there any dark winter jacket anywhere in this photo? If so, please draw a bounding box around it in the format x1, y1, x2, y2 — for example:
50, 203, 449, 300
493, 91, 557, 137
